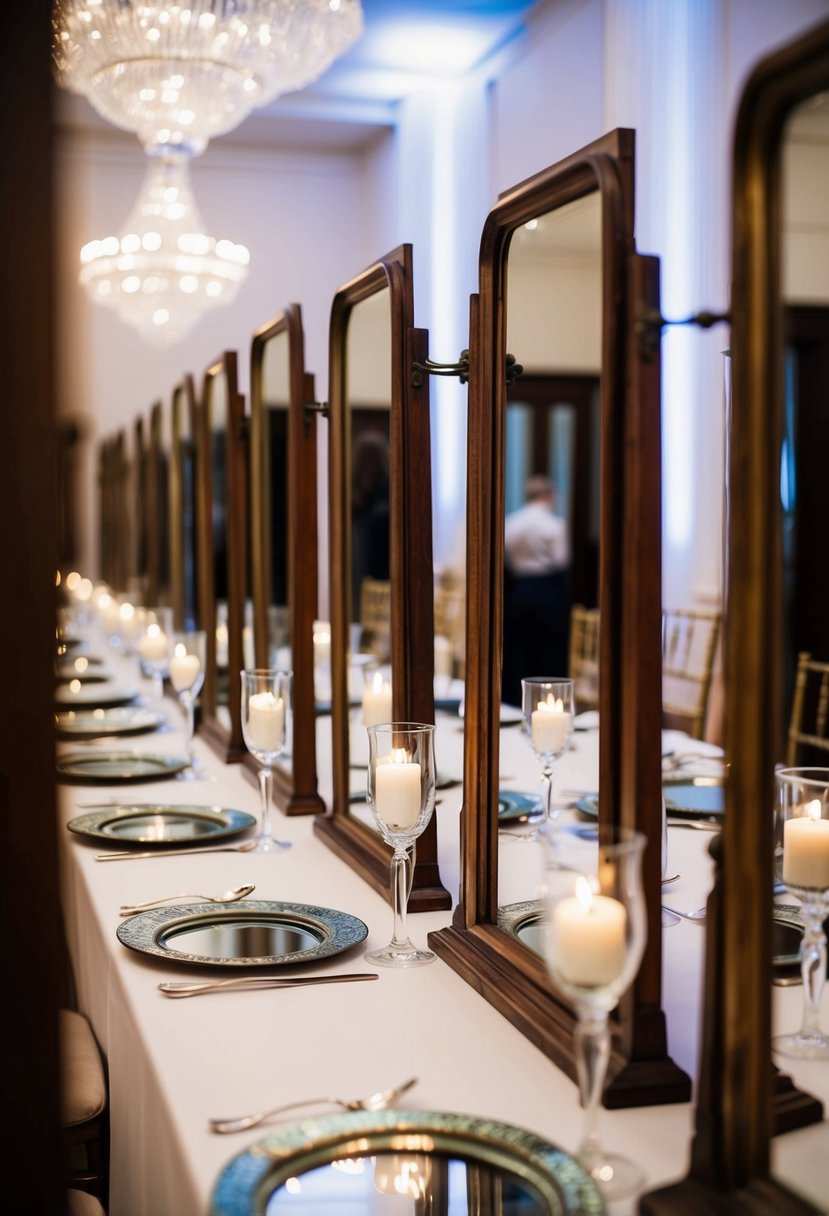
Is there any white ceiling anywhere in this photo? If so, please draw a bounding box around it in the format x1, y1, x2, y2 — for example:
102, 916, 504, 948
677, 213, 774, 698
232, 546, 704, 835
55, 0, 541, 153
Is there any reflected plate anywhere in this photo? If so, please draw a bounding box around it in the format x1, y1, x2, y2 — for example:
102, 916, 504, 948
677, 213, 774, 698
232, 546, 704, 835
117, 900, 369, 968
498, 791, 542, 825
498, 899, 543, 954
67, 803, 255, 846
56, 706, 164, 740
55, 682, 139, 710
663, 774, 724, 819
211, 1109, 602, 1216
57, 750, 189, 784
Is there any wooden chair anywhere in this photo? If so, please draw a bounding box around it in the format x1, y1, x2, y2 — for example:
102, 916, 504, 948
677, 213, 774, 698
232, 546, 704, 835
661, 607, 722, 739
358, 577, 391, 659
61, 1009, 108, 1203
786, 651, 829, 765
569, 603, 600, 711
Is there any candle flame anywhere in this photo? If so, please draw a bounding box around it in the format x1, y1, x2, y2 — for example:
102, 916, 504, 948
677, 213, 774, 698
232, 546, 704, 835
575, 875, 594, 911
540, 694, 564, 713
805, 799, 822, 823
391, 747, 409, 765
174, 642, 187, 659
371, 671, 385, 693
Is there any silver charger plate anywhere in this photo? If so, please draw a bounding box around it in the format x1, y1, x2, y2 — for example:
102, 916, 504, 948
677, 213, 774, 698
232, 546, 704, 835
211, 1109, 602, 1216
56, 706, 164, 740
57, 750, 189, 783
55, 682, 139, 710
67, 803, 256, 846
498, 791, 543, 826
116, 900, 369, 968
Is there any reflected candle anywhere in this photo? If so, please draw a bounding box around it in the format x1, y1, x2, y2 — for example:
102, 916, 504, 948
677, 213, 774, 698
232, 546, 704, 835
549, 877, 627, 987
247, 691, 285, 754
170, 647, 200, 692
783, 800, 829, 889
139, 625, 168, 663
363, 671, 392, 727
531, 694, 571, 753
375, 748, 421, 831
215, 622, 229, 668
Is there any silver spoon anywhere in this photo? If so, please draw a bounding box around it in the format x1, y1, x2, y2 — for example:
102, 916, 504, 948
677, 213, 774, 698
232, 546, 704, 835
209, 1075, 418, 1135
119, 882, 255, 915
661, 903, 707, 922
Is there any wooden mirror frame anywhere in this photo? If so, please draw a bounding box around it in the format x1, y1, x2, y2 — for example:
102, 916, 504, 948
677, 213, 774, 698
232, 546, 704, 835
250, 304, 325, 816
314, 245, 451, 911
170, 374, 199, 631
197, 351, 246, 763
430, 130, 690, 1106
642, 21, 829, 1215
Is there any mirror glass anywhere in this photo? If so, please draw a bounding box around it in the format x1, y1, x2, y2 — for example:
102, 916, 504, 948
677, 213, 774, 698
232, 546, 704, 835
174, 382, 199, 631
151, 402, 172, 609
498, 191, 602, 927
133, 418, 148, 600
260, 331, 291, 672
208, 367, 230, 729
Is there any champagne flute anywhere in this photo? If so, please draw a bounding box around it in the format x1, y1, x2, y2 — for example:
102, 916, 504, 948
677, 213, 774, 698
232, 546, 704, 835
521, 677, 575, 830
365, 723, 436, 967
540, 824, 648, 1200
774, 767, 829, 1059
170, 630, 205, 777
241, 669, 292, 853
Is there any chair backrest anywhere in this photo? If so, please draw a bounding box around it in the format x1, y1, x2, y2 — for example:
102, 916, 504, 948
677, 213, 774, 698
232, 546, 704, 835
569, 603, 600, 711
787, 651, 829, 765
434, 580, 465, 677
358, 577, 391, 659
662, 607, 722, 739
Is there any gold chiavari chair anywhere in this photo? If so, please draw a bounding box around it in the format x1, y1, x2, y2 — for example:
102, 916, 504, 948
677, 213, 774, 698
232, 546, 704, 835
661, 606, 722, 739
359, 577, 392, 659
434, 578, 465, 678
569, 603, 600, 712
787, 651, 829, 765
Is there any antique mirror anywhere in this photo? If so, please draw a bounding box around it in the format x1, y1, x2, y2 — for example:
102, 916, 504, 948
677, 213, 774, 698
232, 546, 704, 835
133, 416, 149, 600
198, 351, 246, 761
250, 305, 325, 815
314, 246, 451, 910
431, 130, 688, 1105
146, 399, 171, 609
642, 20, 829, 1215
170, 374, 199, 631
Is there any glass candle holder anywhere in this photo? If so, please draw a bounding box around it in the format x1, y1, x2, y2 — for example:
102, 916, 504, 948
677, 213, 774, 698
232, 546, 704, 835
170, 630, 206, 776
521, 677, 575, 831
241, 669, 292, 853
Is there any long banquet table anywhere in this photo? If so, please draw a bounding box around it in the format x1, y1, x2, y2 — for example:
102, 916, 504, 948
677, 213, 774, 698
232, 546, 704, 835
57, 647, 829, 1216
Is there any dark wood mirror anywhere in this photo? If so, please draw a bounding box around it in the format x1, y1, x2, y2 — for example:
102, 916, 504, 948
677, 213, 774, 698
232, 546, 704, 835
431, 130, 689, 1105
314, 245, 450, 910
170, 375, 199, 632
198, 351, 246, 762
643, 20, 829, 1215
133, 415, 149, 600
146, 399, 170, 609
250, 305, 325, 815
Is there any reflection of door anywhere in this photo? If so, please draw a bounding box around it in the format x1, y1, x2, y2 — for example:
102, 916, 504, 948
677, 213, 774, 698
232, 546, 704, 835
506, 373, 599, 606
783, 306, 829, 695
350, 407, 391, 625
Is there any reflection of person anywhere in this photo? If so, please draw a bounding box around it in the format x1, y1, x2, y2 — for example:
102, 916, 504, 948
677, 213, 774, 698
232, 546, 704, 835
502, 475, 571, 707
350, 430, 390, 620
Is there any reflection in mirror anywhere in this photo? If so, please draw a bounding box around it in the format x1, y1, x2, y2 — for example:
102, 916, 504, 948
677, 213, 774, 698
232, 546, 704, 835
250, 306, 324, 815
170, 376, 199, 631
133, 416, 148, 600
147, 400, 170, 608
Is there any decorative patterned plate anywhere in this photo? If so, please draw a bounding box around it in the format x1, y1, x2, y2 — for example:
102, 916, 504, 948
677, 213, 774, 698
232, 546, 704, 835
67, 803, 255, 846
116, 900, 369, 968
498, 791, 543, 825
56, 706, 164, 740
662, 774, 724, 819
211, 1109, 603, 1215
56, 750, 189, 783
55, 682, 139, 710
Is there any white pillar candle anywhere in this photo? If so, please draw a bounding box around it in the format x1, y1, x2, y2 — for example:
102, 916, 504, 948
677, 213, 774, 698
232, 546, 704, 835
375, 748, 422, 831
531, 694, 572, 753
549, 877, 627, 987
169, 649, 201, 692
215, 622, 229, 668
434, 635, 453, 678
138, 625, 168, 662
313, 621, 331, 669
247, 691, 285, 754
783, 800, 829, 889
243, 625, 254, 672
363, 671, 393, 727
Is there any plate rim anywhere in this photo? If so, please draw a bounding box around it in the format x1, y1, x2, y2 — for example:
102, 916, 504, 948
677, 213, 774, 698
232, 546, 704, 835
66, 803, 256, 846
210, 1108, 602, 1216
55, 706, 164, 739
54, 684, 139, 710
56, 749, 189, 783
116, 899, 369, 968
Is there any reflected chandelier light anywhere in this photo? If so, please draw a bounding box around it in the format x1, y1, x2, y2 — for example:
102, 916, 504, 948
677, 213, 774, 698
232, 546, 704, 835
80, 155, 249, 346
53, 0, 364, 159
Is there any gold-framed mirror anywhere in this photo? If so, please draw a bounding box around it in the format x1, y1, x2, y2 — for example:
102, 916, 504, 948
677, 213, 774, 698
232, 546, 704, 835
198, 351, 246, 762
314, 245, 451, 911
250, 304, 325, 815
431, 130, 688, 1105
642, 19, 829, 1214
170, 374, 199, 632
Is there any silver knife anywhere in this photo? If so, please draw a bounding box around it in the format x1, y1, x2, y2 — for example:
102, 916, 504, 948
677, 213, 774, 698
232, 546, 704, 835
158, 972, 378, 998
97, 841, 258, 861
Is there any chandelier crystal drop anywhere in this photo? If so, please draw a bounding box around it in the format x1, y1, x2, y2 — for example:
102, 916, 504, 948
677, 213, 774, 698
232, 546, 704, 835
79, 155, 249, 345
53, 0, 364, 158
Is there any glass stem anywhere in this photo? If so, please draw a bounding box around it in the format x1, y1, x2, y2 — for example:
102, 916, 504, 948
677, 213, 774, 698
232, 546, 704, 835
798, 900, 828, 1039
258, 765, 273, 845
182, 693, 194, 762
574, 1009, 610, 1163
391, 847, 412, 948
541, 767, 554, 823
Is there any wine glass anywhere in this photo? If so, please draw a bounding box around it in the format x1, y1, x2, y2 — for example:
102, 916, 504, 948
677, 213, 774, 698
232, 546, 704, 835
774, 767, 829, 1059
521, 677, 575, 830
540, 824, 648, 1201
241, 669, 292, 853
170, 630, 206, 777
365, 722, 436, 968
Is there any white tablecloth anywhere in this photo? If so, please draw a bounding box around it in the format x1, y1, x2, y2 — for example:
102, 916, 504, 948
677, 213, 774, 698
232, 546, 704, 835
57, 647, 829, 1215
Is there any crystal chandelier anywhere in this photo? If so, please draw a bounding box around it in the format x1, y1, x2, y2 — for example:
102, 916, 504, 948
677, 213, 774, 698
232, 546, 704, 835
53, 0, 364, 159
79, 155, 249, 345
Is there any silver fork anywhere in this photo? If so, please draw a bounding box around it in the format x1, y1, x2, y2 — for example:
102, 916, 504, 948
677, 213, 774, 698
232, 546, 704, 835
209, 1076, 418, 1134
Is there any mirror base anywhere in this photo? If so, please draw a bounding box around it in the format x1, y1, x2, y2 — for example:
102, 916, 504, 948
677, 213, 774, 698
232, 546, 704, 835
314, 815, 451, 912
640, 1177, 822, 1215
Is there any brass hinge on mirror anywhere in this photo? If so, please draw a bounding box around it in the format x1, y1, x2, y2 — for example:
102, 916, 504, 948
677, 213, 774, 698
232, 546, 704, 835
305, 401, 329, 419
412, 351, 523, 388
637, 306, 731, 362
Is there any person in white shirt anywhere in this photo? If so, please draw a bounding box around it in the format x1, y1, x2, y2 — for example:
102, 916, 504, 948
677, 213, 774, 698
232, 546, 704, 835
502, 475, 571, 706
